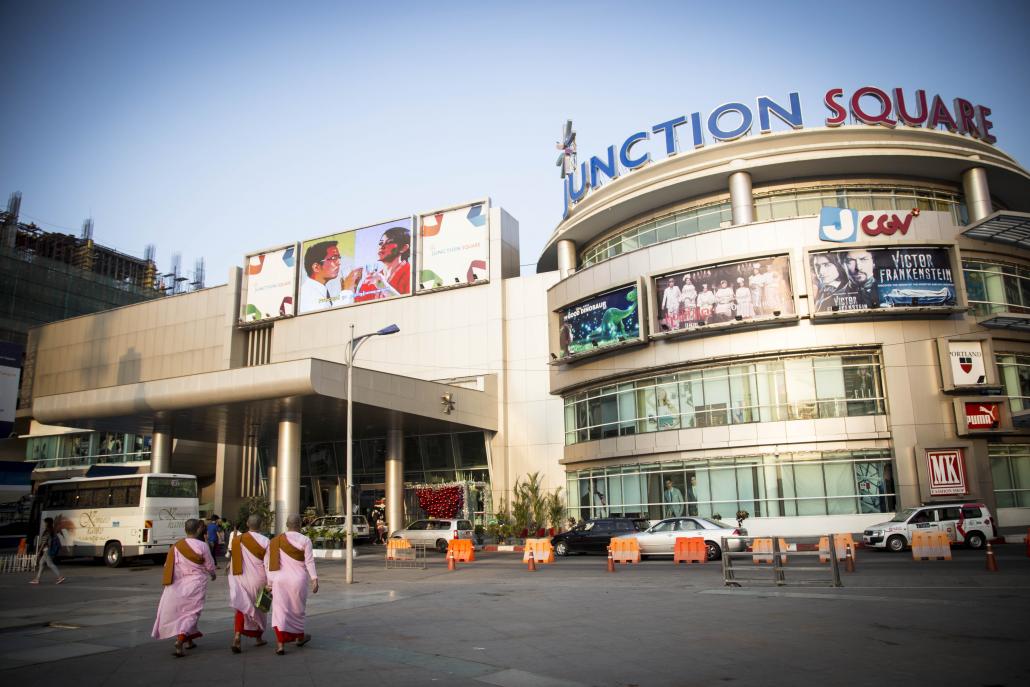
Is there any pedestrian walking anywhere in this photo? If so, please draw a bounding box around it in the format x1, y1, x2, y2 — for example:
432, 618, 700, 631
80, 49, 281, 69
265, 514, 318, 655
29, 517, 65, 585
206, 514, 220, 557
152, 518, 217, 657
228, 515, 269, 653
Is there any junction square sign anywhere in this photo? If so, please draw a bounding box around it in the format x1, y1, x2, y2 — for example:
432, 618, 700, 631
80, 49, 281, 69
561, 85, 998, 216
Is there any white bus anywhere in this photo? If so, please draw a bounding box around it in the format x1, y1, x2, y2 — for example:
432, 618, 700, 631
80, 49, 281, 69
30, 473, 200, 567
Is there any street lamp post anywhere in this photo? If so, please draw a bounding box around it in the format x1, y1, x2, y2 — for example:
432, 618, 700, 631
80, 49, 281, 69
345, 322, 400, 584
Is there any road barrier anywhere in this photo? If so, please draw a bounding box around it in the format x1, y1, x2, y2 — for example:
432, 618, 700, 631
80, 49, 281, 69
723, 535, 842, 588
0, 554, 36, 574
777, 538, 792, 565
911, 531, 951, 561
386, 538, 411, 560
384, 539, 427, 569
673, 537, 706, 564
608, 537, 641, 564
447, 539, 475, 563
819, 533, 856, 563
523, 538, 554, 565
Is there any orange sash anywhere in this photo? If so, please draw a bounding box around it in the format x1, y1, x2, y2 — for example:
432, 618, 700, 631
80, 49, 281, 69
162, 539, 205, 585
231, 533, 268, 575
268, 533, 305, 571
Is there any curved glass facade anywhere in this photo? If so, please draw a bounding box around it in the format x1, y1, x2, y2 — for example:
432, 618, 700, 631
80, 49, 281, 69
580, 184, 966, 268
563, 353, 885, 445
566, 449, 895, 521
963, 258, 1030, 316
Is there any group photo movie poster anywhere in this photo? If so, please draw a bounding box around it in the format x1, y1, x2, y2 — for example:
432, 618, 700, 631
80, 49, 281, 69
808, 246, 956, 314
297, 217, 414, 315
655, 255, 794, 334
558, 284, 641, 358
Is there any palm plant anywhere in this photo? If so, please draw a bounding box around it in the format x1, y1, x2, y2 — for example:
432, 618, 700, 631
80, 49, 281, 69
545, 488, 566, 532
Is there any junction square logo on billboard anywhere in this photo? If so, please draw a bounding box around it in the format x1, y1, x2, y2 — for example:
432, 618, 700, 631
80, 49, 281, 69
560, 85, 998, 216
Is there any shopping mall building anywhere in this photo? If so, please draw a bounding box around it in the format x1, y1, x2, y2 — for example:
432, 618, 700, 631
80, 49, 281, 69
17, 86, 1030, 536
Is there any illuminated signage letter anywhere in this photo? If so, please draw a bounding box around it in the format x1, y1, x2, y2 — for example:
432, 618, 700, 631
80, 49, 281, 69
589, 146, 620, 188
823, 88, 847, 127
850, 87, 896, 128
976, 105, 997, 144
893, 88, 928, 127
619, 131, 650, 170
953, 99, 980, 139
757, 92, 803, 133
567, 161, 591, 203
652, 116, 687, 156
708, 102, 753, 141
928, 95, 958, 133
690, 112, 704, 148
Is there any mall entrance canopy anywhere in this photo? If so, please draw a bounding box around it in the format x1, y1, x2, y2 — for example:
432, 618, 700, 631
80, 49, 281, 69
30, 358, 498, 530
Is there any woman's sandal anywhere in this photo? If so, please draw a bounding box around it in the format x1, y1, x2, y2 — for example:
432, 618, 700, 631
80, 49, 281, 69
296, 634, 311, 647
231, 644, 241, 654
174, 641, 185, 658
275, 647, 285, 656
255, 639, 268, 647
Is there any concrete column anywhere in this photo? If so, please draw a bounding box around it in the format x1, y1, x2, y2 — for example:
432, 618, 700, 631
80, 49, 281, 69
213, 442, 243, 523
962, 166, 992, 223
385, 427, 405, 536
151, 421, 172, 474
729, 170, 753, 226
557, 239, 577, 279
274, 408, 302, 533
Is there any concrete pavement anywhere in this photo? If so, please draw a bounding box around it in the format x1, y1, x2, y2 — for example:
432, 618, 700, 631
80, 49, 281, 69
0, 544, 1028, 686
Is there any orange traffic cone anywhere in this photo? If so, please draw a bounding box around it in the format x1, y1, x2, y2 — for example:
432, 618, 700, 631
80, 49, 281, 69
845, 544, 856, 573
447, 549, 456, 571
606, 547, 615, 573
986, 542, 999, 572
527, 550, 536, 572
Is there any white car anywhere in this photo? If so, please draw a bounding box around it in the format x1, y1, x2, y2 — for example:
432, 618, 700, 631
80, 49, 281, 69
310, 515, 370, 543
391, 518, 474, 553
616, 516, 748, 561
863, 502, 995, 552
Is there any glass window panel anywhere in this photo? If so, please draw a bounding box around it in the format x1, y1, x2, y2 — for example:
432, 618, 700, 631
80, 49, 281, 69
608, 473, 623, 515
728, 365, 756, 424
825, 462, 858, 514
736, 465, 759, 517
638, 228, 657, 246
796, 193, 823, 215
794, 464, 826, 516
770, 198, 797, 220
600, 394, 619, 438
1013, 453, 1030, 491
645, 472, 664, 519
656, 218, 678, 243
697, 210, 722, 232
708, 467, 737, 518
754, 199, 772, 222
871, 194, 894, 211
784, 359, 817, 420
676, 215, 698, 237
702, 370, 731, 426
456, 433, 488, 469
847, 193, 875, 211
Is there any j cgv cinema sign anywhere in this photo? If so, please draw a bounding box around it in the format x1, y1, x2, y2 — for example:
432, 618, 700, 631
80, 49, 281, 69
562, 86, 997, 217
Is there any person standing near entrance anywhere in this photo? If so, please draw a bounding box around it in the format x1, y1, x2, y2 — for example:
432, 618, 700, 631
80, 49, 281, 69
266, 514, 318, 655
228, 515, 269, 653
206, 515, 220, 558
663, 480, 685, 518
29, 517, 65, 585
152, 519, 217, 657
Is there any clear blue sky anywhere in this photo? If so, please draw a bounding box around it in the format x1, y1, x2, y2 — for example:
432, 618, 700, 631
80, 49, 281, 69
2, 1, 1029, 284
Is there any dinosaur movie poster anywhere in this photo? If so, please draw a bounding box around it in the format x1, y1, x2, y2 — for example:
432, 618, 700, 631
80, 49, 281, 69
558, 284, 640, 358
655, 255, 794, 334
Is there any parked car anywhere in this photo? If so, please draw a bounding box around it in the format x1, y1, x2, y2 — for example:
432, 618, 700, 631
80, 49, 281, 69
391, 518, 475, 553
551, 518, 648, 555
615, 516, 747, 561
310, 514, 371, 544
863, 502, 995, 552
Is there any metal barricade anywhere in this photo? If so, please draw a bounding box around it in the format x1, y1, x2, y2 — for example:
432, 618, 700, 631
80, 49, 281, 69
385, 542, 427, 570
722, 535, 842, 588
0, 554, 37, 574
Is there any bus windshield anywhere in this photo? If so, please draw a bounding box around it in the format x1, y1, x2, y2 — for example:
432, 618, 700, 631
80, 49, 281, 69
147, 477, 197, 499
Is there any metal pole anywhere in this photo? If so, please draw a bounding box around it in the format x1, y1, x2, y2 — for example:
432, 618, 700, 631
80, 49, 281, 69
346, 324, 355, 585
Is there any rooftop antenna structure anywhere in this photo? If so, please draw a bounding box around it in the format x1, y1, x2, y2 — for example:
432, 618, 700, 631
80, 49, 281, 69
191, 257, 205, 291
555, 119, 577, 179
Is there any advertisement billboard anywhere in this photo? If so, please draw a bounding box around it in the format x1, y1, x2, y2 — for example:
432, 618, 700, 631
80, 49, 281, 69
418, 202, 489, 290
241, 244, 298, 323
0, 342, 21, 438
654, 255, 794, 334
948, 340, 987, 386
297, 217, 414, 315
926, 449, 968, 496
808, 246, 956, 314
557, 284, 641, 359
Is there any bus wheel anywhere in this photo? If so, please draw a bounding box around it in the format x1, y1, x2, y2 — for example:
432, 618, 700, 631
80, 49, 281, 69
104, 541, 124, 568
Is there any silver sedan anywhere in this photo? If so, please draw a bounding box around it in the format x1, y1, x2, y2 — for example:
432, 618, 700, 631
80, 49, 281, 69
617, 517, 747, 561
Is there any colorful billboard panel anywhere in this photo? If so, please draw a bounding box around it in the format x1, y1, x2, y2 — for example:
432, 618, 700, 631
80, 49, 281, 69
418, 202, 489, 290
809, 246, 956, 314
241, 245, 297, 323
298, 217, 414, 315
558, 284, 640, 358
655, 255, 794, 334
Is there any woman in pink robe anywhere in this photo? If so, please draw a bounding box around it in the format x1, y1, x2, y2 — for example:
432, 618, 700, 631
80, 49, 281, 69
228, 517, 269, 653
265, 515, 318, 655
152, 519, 216, 657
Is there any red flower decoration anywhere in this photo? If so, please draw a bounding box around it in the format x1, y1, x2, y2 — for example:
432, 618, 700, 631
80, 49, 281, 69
416, 485, 464, 518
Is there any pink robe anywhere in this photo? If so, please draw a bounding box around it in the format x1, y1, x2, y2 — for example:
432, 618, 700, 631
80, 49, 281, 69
151, 538, 216, 640
265, 531, 317, 634
228, 532, 269, 635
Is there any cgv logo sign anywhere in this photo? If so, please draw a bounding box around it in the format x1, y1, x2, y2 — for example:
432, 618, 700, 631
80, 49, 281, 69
926, 449, 968, 496
819, 207, 920, 242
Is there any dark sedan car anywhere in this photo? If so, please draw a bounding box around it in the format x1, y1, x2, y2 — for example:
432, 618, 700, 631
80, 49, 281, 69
551, 517, 648, 555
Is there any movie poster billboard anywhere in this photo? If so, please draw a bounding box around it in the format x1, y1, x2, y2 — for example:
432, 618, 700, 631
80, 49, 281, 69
808, 246, 956, 314
297, 217, 414, 315
240, 244, 297, 323
418, 201, 489, 290
654, 255, 794, 334
557, 284, 641, 359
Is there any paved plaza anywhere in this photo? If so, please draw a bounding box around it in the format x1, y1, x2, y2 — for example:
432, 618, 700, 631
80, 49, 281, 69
0, 544, 1028, 686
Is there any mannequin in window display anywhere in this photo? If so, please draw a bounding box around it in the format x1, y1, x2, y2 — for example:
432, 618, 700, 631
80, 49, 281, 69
713, 280, 736, 322
660, 278, 682, 331
734, 277, 754, 319
679, 276, 698, 326
697, 284, 715, 322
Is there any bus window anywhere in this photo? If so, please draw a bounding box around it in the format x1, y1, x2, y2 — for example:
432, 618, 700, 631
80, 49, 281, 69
75, 489, 95, 509
147, 477, 197, 499
111, 484, 142, 507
